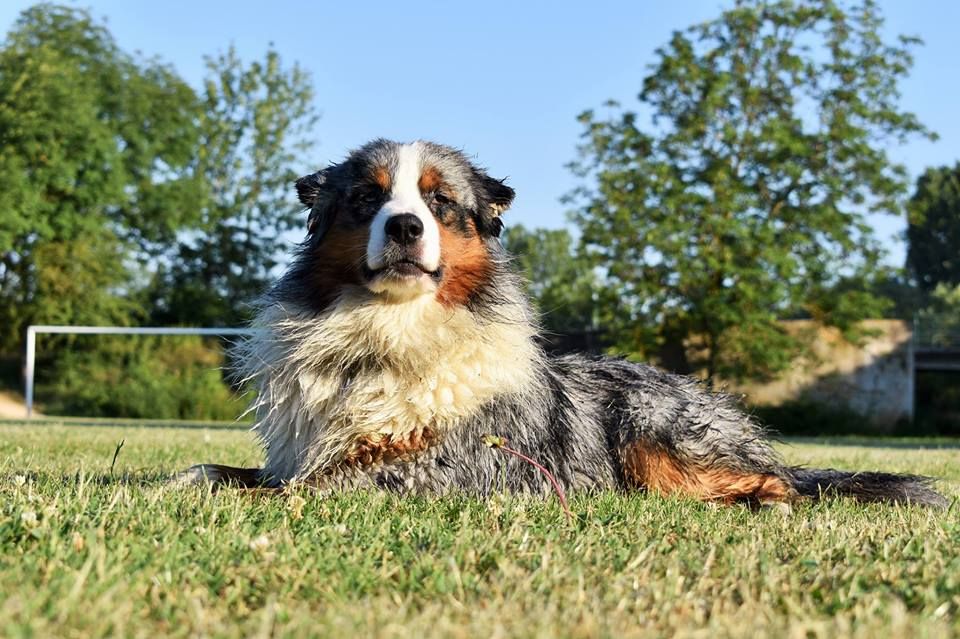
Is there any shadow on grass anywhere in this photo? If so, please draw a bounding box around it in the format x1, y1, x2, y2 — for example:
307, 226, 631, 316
0, 416, 250, 431
782, 436, 960, 450
4, 470, 288, 498
4, 469, 172, 487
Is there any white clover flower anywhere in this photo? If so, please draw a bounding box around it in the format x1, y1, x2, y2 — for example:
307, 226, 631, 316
249, 534, 271, 553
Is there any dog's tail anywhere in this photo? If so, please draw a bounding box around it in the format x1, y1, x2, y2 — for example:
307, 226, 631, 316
787, 467, 949, 508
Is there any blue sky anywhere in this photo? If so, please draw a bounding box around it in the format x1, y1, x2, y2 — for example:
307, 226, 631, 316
3, 1, 958, 267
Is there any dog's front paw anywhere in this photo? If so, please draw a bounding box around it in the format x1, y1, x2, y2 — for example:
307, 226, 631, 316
169, 464, 264, 489
169, 464, 223, 488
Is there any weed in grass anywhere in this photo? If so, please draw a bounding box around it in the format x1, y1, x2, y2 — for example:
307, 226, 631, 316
483, 433, 573, 522
110, 439, 125, 476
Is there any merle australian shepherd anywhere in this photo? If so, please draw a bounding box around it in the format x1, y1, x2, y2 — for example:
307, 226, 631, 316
177, 139, 947, 508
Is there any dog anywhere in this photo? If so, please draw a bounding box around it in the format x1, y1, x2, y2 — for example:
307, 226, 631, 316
177, 139, 947, 508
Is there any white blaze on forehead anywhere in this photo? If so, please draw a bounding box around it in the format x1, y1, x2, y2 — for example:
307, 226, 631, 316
366, 142, 441, 273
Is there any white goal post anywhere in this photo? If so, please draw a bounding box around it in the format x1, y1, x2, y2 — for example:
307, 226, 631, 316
24, 325, 257, 418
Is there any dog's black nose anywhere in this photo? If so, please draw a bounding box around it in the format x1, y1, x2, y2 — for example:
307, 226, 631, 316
385, 213, 423, 246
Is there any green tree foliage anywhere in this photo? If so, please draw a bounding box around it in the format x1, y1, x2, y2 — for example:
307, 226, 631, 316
0, 4, 204, 352
907, 164, 960, 293
0, 5, 321, 419
148, 47, 319, 326
502, 225, 599, 336
569, 0, 932, 381
914, 283, 960, 347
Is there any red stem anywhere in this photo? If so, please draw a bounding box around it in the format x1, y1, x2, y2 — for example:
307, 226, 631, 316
496, 444, 573, 522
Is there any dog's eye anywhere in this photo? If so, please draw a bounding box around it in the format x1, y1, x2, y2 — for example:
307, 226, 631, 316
354, 187, 382, 205
433, 192, 452, 206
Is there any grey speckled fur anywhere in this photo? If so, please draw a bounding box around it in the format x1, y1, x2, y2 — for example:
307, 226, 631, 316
176, 140, 948, 509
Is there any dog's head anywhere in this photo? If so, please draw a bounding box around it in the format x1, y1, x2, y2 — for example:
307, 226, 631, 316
291, 139, 514, 308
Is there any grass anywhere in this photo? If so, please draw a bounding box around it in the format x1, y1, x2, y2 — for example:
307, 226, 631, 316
0, 421, 958, 638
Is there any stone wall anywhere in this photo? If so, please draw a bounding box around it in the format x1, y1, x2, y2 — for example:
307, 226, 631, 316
726, 320, 913, 432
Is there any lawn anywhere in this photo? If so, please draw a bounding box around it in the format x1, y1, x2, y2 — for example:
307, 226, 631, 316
0, 421, 957, 638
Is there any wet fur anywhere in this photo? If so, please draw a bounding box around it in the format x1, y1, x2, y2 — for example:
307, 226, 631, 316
177, 140, 948, 509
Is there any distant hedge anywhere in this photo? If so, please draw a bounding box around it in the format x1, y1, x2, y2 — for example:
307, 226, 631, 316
36, 335, 245, 421
752, 398, 957, 437
752, 400, 880, 437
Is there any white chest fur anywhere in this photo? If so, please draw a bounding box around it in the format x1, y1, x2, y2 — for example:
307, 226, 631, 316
240, 290, 539, 482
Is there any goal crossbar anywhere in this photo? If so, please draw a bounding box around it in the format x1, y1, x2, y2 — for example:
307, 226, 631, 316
24, 325, 258, 419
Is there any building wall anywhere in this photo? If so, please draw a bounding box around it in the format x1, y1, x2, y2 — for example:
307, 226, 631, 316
726, 320, 913, 432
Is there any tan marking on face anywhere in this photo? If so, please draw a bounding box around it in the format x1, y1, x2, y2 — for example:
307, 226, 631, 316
373, 166, 392, 191
417, 166, 442, 194
435, 219, 492, 308
307, 224, 370, 302
623, 443, 795, 505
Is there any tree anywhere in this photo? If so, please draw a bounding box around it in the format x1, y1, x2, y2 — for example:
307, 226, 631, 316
148, 46, 319, 326
569, 0, 932, 381
0, 4, 203, 352
914, 283, 960, 347
501, 225, 599, 337
907, 164, 960, 294
0, 5, 322, 418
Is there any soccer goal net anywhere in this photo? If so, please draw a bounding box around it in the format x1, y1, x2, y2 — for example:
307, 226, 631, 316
24, 325, 257, 420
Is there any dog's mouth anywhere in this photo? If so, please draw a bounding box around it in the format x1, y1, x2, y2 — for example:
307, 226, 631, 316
382, 259, 435, 277
363, 259, 442, 285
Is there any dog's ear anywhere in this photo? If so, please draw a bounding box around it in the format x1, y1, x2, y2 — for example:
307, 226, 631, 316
479, 174, 515, 217
472, 170, 515, 238
296, 170, 327, 208
295, 167, 339, 238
